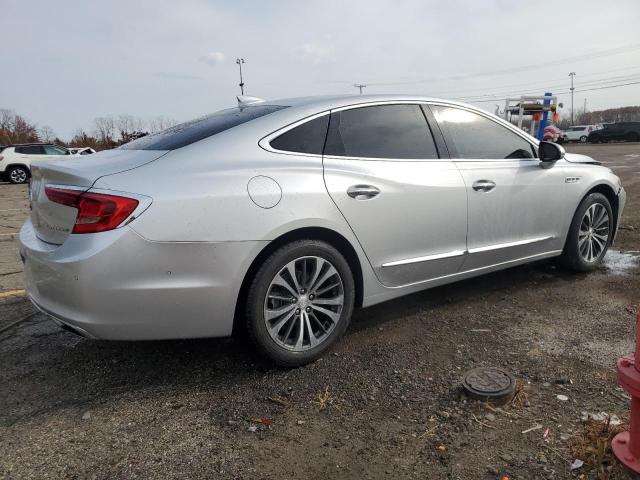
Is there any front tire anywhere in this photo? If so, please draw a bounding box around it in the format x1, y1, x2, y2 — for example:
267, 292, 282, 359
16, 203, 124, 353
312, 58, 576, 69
579, 135, 588, 143
7, 166, 29, 184
559, 193, 613, 272
245, 240, 355, 367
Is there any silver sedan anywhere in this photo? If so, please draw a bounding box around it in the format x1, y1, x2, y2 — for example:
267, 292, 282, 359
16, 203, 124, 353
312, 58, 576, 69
20, 95, 626, 366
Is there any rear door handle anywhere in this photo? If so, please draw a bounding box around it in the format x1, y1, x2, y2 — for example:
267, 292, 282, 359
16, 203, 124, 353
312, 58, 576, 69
472, 180, 496, 192
347, 184, 380, 200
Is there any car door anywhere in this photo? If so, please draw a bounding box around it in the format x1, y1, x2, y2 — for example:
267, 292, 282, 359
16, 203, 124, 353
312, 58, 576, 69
429, 104, 566, 271
322, 103, 468, 287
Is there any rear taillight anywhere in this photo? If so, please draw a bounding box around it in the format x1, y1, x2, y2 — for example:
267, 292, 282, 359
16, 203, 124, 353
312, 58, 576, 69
45, 186, 139, 234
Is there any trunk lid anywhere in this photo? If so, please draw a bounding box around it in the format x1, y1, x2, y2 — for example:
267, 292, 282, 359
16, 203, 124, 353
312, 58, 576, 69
29, 148, 166, 245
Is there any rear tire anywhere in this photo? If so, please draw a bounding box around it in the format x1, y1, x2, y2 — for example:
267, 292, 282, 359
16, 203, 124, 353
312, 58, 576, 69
559, 193, 613, 272
245, 240, 355, 367
589, 135, 600, 144
579, 135, 588, 143
7, 166, 29, 184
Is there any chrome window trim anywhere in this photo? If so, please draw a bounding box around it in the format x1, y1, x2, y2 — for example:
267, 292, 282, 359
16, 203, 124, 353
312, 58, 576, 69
259, 99, 538, 162
45, 184, 153, 229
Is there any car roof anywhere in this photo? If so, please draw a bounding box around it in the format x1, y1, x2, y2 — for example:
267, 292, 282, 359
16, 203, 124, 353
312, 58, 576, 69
266, 93, 472, 112
8, 143, 66, 147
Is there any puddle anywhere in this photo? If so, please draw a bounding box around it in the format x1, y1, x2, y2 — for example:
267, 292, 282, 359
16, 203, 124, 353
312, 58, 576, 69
603, 250, 640, 275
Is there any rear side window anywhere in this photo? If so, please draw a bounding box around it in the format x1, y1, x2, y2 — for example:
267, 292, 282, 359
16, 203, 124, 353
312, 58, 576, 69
15, 145, 45, 155
43, 146, 68, 155
121, 105, 288, 151
431, 105, 535, 160
324, 104, 438, 159
269, 115, 329, 155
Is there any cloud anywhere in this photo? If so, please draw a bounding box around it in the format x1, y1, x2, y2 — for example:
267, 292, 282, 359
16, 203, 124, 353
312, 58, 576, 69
295, 43, 335, 64
199, 51, 225, 66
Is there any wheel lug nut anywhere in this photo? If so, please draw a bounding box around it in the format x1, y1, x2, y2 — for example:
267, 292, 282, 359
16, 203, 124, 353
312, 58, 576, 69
300, 289, 306, 294
309, 294, 315, 300
306, 307, 311, 312
295, 308, 301, 314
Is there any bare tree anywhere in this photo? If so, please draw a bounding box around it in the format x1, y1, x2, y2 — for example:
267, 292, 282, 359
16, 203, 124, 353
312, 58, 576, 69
149, 115, 178, 133
93, 115, 116, 147
39, 125, 55, 143
0, 109, 39, 144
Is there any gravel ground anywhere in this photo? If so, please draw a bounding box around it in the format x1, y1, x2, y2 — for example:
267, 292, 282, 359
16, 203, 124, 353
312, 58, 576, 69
1, 143, 639, 479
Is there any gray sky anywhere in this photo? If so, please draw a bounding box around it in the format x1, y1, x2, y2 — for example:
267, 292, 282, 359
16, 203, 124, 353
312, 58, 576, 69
3, 0, 640, 139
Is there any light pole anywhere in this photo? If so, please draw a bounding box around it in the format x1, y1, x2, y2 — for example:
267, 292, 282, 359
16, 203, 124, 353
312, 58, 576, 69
353, 84, 366, 94
569, 72, 576, 125
236, 58, 246, 95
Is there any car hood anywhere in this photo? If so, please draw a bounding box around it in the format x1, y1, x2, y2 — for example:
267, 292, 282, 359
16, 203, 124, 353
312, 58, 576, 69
563, 153, 601, 165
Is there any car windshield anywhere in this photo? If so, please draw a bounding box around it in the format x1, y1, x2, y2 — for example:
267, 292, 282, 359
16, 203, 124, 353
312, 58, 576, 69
120, 104, 288, 151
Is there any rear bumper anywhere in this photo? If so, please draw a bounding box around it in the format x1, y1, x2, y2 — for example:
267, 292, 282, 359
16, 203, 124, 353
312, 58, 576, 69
19, 219, 266, 340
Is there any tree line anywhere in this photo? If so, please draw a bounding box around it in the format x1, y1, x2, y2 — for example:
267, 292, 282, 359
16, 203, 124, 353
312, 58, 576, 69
0, 109, 177, 150
556, 105, 640, 129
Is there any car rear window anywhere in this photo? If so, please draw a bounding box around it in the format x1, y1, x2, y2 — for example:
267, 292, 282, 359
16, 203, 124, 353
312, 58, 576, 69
121, 104, 288, 151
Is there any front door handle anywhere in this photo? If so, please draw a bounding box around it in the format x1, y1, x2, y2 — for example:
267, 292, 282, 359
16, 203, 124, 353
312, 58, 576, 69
347, 184, 381, 200
472, 180, 496, 192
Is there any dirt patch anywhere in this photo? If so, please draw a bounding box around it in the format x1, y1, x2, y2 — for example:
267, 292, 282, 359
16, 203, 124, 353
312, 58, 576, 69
1, 144, 640, 479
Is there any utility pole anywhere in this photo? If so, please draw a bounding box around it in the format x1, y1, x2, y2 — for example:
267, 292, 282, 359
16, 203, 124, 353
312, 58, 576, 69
569, 72, 576, 125
236, 58, 246, 95
584, 98, 587, 114
353, 84, 366, 95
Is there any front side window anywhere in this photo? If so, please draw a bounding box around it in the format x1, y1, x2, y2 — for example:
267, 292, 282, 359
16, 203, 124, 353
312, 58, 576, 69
431, 105, 535, 160
269, 115, 329, 155
43, 146, 67, 155
121, 105, 288, 151
324, 104, 438, 159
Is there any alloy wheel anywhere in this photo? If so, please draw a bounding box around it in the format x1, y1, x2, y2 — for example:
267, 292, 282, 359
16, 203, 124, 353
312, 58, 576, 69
264, 256, 344, 351
10, 168, 27, 183
578, 203, 609, 263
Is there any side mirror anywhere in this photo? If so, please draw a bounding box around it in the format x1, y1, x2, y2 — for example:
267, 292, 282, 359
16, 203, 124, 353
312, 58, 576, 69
538, 141, 565, 162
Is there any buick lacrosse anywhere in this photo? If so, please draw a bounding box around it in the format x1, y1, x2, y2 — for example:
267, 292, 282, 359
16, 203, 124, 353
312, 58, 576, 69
20, 95, 626, 366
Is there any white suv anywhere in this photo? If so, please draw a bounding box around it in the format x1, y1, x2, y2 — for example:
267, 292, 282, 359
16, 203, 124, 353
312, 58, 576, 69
0, 144, 74, 184
561, 125, 601, 143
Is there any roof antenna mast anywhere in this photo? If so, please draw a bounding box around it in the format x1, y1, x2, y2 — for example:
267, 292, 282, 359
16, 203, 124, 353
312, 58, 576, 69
236, 58, 246, 95
353, 84, 367, 95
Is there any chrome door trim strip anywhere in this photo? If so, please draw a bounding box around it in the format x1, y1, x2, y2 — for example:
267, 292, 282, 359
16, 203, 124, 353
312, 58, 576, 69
467, 235, 553, 254
382, 249, 466, 268
382, 236, 553, 268
386, 249, 563, 289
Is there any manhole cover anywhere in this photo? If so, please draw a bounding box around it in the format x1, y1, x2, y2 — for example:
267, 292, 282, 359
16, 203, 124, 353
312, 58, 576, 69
462, 367, 516, 405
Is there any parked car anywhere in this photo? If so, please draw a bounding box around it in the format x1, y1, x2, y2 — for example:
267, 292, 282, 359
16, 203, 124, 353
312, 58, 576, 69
68, 147, 96, 155
588, 122, 640, 143
0, 143, 74, 184
20, 95, 626, 366
561, 125, 601, 143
